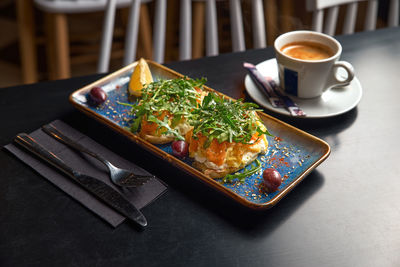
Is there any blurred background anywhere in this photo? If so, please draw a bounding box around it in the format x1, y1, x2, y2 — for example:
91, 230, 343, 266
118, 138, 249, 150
0, 0, 394, 88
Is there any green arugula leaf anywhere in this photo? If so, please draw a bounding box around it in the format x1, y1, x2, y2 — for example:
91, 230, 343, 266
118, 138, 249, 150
223, 159, 262, 183
190, 92, 272, 147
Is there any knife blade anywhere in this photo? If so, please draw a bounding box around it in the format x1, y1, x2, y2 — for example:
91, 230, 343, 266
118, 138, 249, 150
14, 133, 147, 228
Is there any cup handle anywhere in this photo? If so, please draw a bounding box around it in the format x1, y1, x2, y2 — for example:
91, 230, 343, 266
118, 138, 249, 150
328, 61, 355, 88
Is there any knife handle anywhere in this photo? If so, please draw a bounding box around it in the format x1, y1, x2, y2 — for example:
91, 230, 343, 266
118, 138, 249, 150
42, 124, 107, 164
14, 133, 77, 179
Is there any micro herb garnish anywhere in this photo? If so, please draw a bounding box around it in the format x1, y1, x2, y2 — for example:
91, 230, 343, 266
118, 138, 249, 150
190, 92, 272, 148
129, 77, 206, 139
223, 159, 262, 183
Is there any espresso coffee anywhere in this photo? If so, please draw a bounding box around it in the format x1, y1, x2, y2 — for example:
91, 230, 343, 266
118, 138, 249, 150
275, 31, 354, 98
280, 41, 334, 60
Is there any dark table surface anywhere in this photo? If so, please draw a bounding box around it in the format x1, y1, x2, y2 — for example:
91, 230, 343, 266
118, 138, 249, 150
1, 27, 400, 267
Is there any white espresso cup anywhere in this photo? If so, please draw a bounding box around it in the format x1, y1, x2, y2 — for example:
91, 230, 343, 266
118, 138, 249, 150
274, 30, 355, 99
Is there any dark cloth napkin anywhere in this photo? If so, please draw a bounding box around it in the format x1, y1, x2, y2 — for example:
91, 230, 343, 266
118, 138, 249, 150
4, 120, 167, 227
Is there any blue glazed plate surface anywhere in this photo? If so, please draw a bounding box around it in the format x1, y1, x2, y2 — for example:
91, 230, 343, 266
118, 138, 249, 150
70, 61, 330, 209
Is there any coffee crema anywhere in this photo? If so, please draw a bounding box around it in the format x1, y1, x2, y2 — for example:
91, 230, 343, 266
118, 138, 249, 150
280, 41, 334, 60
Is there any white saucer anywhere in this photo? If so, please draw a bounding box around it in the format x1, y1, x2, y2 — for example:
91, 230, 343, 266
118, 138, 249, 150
244, 58, 362, 118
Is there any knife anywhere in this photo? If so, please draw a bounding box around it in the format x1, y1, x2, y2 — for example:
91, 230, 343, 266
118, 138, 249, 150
14, 133, 147, 228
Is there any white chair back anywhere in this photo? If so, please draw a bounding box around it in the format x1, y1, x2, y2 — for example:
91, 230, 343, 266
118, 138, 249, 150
179, 0, 268, 61
98, 0, 160, 73
34, 0, 134, 13
307, 0, 399, 35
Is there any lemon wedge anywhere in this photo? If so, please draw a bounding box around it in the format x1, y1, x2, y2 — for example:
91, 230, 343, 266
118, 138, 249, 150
128, 58, 153, 97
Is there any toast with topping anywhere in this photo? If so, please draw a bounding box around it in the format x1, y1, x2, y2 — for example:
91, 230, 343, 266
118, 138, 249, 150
130, 77, 207, 144
186, 93, 270, 178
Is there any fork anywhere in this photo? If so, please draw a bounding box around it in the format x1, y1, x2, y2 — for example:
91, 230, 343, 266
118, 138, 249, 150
42, 124, 154, 187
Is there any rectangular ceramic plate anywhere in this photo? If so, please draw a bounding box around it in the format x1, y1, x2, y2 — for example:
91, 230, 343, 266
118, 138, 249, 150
70, 60, 330, 209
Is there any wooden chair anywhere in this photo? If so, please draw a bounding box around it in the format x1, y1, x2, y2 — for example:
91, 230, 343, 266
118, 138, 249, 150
306, 0, 399, 35
16, 0, 153, 82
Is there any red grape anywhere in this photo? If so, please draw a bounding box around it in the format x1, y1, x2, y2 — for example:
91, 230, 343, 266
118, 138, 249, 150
89, 87, 107, 105
263, 168, 282, 192
171, 140, 188, 158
